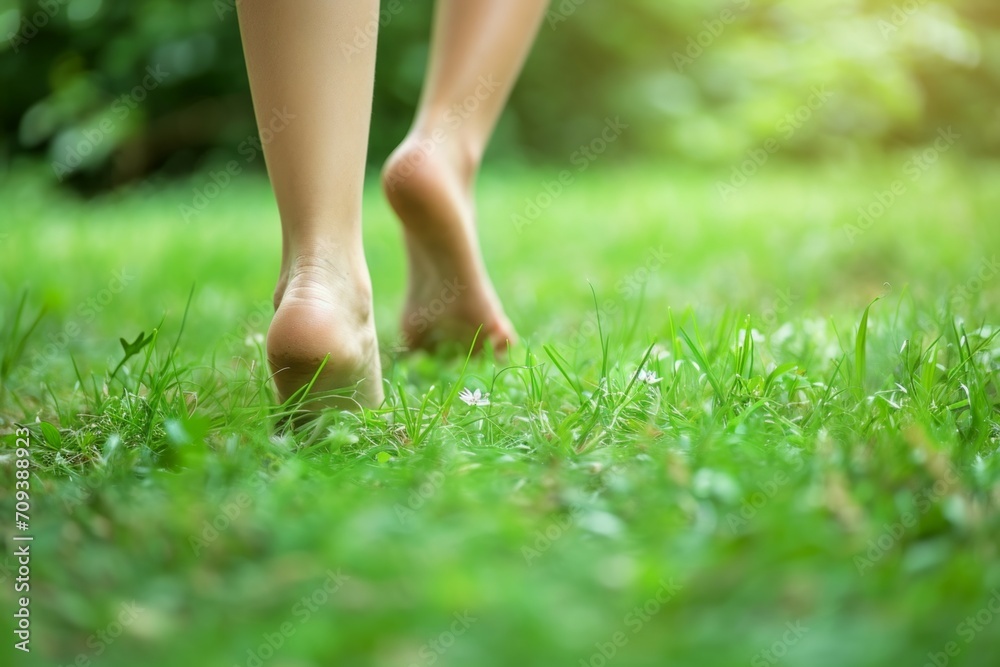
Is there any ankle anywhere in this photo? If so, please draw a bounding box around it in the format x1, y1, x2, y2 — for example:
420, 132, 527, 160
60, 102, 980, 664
286, 231, 364, 262
280, 246, 372, 310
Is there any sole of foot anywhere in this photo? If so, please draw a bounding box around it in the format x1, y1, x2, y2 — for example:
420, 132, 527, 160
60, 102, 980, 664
381, 136, 517, 355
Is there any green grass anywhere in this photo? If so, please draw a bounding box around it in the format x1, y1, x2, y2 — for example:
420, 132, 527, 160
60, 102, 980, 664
2, 155, 1000, 667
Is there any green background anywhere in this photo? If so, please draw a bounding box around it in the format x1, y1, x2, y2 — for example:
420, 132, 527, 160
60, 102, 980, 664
2, 0, 1000, 189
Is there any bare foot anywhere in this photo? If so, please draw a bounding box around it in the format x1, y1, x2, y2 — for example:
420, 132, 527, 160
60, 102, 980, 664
267, 249, 383, 409
381, 135, 516, 353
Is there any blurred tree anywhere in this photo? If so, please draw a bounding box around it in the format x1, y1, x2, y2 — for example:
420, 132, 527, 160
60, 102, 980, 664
0, 0, 997, 191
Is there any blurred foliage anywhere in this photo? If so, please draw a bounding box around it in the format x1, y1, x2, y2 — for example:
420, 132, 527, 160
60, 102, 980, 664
1, 0, 999, 190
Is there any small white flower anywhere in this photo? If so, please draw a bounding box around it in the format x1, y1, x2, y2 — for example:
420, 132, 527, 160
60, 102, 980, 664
244, 332, 265, 347
458, 388, 490, 407
636, 369, 661, 385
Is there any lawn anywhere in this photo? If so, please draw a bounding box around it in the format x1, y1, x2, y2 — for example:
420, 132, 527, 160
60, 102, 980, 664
2, 155, 1000, 667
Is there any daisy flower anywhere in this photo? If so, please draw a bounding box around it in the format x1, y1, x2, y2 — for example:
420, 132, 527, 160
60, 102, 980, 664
636, 369, 661, 385
458, 388, 490, 407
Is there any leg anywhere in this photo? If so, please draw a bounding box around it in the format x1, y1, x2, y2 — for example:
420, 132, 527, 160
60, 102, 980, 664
382, 0, 549, 352
237, 0, 383, 408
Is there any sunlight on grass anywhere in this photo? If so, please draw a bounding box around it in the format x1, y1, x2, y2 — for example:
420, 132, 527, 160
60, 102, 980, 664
1, 159, 999, 667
